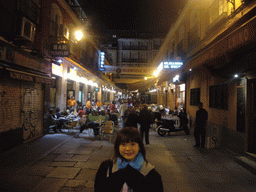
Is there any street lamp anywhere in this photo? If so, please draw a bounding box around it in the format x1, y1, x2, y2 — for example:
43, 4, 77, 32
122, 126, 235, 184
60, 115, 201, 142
75, 30, 83, 41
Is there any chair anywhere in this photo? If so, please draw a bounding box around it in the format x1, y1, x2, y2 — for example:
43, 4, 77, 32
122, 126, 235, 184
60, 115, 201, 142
64, 120, 78, 132
100, 120, 115, 142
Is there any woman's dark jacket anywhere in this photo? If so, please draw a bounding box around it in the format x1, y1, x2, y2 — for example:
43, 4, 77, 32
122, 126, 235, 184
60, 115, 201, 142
139, 109, 152, 127
94, 159, 163, 192
125, 113, 140, 128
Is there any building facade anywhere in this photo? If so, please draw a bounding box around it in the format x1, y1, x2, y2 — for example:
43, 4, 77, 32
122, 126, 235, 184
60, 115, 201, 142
0, 0, 124, 153
155, 0, 256, 154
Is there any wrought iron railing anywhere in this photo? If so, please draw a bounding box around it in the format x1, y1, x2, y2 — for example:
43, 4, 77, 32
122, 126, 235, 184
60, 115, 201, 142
21, 0, 40, 24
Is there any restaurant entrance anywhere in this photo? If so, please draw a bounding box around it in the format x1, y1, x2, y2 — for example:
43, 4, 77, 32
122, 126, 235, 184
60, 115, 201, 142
247, 79, 256, 154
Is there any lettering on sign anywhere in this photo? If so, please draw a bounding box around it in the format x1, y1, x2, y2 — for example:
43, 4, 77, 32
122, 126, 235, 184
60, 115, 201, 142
51, 44, 70, 57
104, 66, 155, 74
34, 77, 45, 84
228, 28, 250, 50
190, 49, 214, 67
53, 44, 69, 50
50, 51, 70, 57
10, 72, 33, 82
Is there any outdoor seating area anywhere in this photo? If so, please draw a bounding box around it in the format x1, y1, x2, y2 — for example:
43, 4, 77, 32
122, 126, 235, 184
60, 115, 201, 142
45, 110, 122, 142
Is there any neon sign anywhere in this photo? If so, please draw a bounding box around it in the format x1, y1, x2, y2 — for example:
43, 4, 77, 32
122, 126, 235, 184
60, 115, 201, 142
100, 52, 105, 70
162, 62, 183, 69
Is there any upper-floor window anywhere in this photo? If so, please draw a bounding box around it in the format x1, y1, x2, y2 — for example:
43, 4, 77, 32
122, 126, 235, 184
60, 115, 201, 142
50, 4, 63, 37
190, 11, 199, 29
208, 0, 227, 26
153, 39, 161, 50
179, 25, 185, 43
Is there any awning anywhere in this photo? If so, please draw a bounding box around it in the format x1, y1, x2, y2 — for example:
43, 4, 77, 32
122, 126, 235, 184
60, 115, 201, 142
127, 77, 158, 91
185, 14, 256, 73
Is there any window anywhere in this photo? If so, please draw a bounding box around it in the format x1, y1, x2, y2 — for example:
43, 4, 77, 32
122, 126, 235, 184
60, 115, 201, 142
190, 88, 200, 106
209, 84, 228, 109
50, 4, 62, 37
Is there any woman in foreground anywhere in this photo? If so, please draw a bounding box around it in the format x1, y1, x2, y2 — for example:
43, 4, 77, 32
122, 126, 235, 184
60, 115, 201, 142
94, 127, 163, 192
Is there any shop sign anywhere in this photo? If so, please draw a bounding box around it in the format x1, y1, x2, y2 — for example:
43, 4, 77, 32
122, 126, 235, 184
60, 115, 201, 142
162, 62, 183, 69
34, 77, 55, 85
104, 65, 155, 75
50, 44, 70, 57
99, 52, 105, 70
9, 71, 54, 85
10, 71, 33, 81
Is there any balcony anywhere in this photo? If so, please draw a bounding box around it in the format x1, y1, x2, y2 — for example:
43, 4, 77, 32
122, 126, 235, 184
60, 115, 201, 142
122, 58, 148, 63
65, 0, 87, 22
20, 0, 40, 24
177, 39, 187, 60
122, 46, 148, 50
188, 24, 200, 51
205, 12, 228, 37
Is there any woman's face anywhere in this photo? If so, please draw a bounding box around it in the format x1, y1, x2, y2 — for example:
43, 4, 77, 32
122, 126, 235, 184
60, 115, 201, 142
119, 141, 140, 162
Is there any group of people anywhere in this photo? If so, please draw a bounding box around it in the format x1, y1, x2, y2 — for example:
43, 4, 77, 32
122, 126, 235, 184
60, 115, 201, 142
94, 102, 208, 191
47, 107, 64, 133
57, 96, 209, 149
118, 103, 155, 145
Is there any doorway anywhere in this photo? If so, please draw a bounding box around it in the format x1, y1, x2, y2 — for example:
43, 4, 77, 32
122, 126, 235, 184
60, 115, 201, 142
246, 79, 256, 154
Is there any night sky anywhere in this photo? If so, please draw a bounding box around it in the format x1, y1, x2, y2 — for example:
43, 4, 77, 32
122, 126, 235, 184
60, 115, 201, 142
78, 0, 188, 38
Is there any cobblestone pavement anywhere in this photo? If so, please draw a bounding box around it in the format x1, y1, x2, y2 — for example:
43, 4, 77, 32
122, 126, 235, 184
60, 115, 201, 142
0, 123, 256, 192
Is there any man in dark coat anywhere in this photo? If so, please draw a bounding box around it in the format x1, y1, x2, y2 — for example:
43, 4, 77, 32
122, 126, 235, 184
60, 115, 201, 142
193, 102, 208, 148
125, 107, 140, 128
139, 105, 152, 145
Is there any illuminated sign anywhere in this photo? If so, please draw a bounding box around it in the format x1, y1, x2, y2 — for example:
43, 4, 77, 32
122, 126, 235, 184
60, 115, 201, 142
162, 62, 183, 69
100, 52, 105, 70
66, 68, 78, 81
52, 63, 63, 77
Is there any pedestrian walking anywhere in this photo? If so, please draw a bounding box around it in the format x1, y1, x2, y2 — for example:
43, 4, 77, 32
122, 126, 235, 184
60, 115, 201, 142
86, 99, 92, 115
193, 102, 208, 148
139, 105, 152, 145
67, 96, 76, 112
94, 127, 163, 192
119, 101, 128, 127
124, 107, 140, 128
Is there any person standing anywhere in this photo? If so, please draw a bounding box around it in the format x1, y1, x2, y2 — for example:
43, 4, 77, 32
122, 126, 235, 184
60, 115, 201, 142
94, 127, 163, 192
96, 100, 102, 110
55, 107, 63, 132
124, 107, 140, 128
119, 101, 128, 127
193, 102, 208, 148
86, 99, 92, 115
139, 105, 152, 145
110, 101, 116, 113
67, 96, 76, 112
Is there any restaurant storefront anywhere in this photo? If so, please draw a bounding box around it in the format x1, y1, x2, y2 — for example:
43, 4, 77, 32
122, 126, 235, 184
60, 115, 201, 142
182, 14, 256, 154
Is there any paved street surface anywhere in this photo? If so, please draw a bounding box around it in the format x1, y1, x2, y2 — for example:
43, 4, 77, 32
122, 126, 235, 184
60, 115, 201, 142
0, 125, 256, 192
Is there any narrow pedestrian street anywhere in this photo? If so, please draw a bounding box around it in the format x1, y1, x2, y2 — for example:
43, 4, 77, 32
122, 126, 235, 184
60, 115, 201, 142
0, 126, 255, 192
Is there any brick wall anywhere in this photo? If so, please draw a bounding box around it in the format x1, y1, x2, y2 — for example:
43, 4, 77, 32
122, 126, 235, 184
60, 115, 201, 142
0, 77, 44, 153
